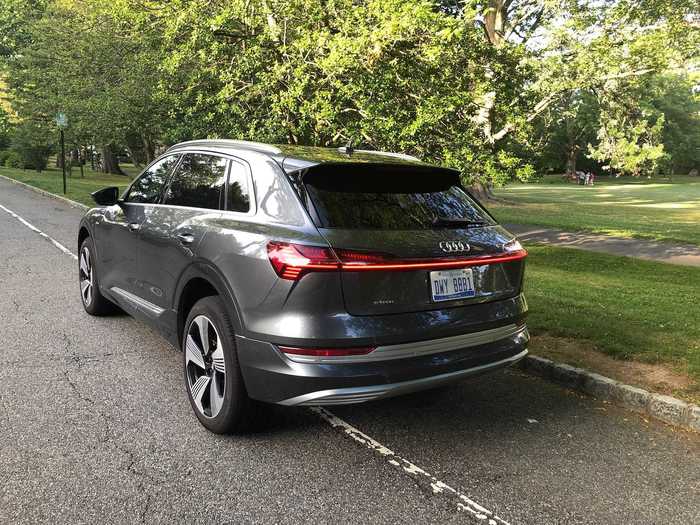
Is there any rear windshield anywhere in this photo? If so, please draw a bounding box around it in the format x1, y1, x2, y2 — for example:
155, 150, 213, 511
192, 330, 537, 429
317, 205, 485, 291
300, 164, 494, 230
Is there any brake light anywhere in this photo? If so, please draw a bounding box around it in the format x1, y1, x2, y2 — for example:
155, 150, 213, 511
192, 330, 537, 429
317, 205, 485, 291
278, 346, 376, 357
267, 241, 339, 280
267, 241, 527, 280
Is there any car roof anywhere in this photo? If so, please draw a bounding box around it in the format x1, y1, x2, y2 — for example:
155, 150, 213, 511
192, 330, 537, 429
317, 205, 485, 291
165, 139, 427, 172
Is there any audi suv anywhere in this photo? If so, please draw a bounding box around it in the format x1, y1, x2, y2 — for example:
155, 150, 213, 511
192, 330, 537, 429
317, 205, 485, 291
78, 140, 529, 433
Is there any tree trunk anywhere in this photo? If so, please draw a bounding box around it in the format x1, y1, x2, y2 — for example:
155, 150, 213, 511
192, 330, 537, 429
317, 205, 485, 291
483, 0, 507, 48
141, 134, 155, 165
566, 147, 578, 177
101, 145, 125, 175
125, 146, 142, 168
470, 181, 496, 202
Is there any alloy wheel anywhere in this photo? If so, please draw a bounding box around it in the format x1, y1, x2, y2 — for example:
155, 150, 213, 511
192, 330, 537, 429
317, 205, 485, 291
79, 246, 93, 306
185, 315, 227, 418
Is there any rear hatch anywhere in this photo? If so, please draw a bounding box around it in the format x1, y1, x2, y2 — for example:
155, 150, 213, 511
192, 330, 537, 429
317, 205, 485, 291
294, 162, 525, 316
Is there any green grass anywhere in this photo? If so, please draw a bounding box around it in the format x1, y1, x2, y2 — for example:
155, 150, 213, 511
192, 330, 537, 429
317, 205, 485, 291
0, 163, 138, 207
490, 175, 700, 246
525, 245, 700, 387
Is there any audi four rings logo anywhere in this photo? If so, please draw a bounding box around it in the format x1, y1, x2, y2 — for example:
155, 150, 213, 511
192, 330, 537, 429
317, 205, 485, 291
439, 241, 470, 253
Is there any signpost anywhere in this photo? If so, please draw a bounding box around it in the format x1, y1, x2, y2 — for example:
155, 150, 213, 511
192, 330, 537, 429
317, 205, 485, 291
55, 113, 68, 194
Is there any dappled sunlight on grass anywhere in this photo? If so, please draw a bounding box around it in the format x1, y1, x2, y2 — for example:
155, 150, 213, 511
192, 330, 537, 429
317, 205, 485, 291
492, 177, 700, 245
632, 201, 700, 209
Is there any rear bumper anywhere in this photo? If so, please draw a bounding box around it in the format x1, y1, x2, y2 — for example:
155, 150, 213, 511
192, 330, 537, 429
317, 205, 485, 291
237, 323, 529, 405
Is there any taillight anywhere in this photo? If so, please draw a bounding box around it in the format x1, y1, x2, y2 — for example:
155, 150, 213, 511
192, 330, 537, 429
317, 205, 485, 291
278, 345, 375, 357
267, 241, 527, 280
267, 241, 339, 280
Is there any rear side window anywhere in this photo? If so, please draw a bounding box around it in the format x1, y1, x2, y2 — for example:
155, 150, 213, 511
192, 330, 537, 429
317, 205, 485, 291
125, 155, 179, 203
226, 161, 250, 213
302, 165, 494, 230
164, 153, 228, 209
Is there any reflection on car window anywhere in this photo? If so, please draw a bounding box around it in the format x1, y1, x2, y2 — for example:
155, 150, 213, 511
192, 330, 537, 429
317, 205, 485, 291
227, 161, 250, 213
125, 155, 180, 203
304, 168, 493, 230
164, 154, 228, 210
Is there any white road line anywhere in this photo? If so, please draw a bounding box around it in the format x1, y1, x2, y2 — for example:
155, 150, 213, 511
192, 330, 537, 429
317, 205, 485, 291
312, 407, 510, 525
0, 203, 78, 260
0, 200, 509, 524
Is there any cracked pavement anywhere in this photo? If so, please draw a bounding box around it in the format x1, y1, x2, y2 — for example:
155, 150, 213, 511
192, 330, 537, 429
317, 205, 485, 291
1, 177, 699, 524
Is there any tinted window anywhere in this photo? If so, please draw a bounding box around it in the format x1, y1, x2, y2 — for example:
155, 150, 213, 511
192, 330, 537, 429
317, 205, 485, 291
303, 165, 493, 230
163, 154, 228, 209
125, 155, 179, 203
226, 161, 250, 213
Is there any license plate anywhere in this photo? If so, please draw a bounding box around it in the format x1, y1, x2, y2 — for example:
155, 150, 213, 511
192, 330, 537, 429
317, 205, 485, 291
430, 269, 476, 302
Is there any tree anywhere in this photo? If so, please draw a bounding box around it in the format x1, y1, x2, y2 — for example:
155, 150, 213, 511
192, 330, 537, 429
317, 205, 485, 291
10, 120, 52, 172
0, 105, 12, 150
3, 0, 167, 173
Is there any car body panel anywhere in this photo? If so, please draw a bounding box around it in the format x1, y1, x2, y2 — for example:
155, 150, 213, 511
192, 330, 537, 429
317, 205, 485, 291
79, 140, 529, 407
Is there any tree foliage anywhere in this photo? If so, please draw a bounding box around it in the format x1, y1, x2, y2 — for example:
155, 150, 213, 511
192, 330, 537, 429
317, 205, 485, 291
0, 0, 698, 182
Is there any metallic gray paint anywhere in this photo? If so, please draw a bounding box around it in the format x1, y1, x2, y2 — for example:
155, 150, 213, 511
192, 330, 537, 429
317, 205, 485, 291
79, 140, 529, 406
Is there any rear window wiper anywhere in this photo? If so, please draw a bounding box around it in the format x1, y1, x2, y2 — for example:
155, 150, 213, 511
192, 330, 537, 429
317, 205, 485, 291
431, 216, 486, 228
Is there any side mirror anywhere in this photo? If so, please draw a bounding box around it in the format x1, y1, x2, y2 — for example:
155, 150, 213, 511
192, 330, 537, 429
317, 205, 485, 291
91, 186, 120, 206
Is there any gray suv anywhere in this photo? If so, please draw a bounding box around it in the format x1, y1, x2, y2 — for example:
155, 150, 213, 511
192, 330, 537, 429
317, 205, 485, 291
79, 140, 529, 433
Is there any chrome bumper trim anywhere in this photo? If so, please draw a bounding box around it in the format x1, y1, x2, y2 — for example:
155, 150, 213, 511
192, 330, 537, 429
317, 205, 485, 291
282, 323, 528, 364
279, 349, 528, 406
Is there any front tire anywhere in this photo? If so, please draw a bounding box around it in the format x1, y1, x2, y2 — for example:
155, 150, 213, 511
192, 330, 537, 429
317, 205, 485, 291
183, 296, 257, 434
79, 237, 114, 315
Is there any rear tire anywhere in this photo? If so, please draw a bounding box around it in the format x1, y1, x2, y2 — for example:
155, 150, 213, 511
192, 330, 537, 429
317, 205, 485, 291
183, 296, 259, 434
79, 237, 115, 316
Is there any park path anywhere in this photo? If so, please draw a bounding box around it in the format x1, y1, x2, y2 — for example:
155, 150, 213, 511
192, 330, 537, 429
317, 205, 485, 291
506, 224, 700, 268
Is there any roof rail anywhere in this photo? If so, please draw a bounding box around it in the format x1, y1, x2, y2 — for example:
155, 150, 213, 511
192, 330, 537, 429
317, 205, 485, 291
337, 147, 420, 162
167, 140, 282, 155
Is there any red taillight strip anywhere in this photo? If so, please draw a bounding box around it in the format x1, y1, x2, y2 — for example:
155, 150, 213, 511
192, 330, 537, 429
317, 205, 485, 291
267, 241, 527, 280
339, 249, 527, 271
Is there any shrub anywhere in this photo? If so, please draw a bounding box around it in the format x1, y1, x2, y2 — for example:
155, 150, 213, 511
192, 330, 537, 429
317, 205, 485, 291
0, 150, 10, 166
4, 151, 23, 169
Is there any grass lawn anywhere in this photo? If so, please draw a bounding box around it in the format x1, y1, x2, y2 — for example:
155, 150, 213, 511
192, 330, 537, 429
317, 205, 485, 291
0, 162, 139, 207
525, 245, 700, 400
490, 175, 700, 246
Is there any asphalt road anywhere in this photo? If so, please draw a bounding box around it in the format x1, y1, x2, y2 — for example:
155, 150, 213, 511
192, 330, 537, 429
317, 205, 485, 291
1, 177, 699, 524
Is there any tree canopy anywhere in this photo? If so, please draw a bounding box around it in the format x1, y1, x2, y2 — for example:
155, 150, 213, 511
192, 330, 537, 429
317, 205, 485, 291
0, 0, 698, 181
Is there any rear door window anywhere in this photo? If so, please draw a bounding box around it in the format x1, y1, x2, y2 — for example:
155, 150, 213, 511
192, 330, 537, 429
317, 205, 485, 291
163, 153, 228, 210
226, 160, 251, 213
302, 165, 493, 230
124, 155, 180, 204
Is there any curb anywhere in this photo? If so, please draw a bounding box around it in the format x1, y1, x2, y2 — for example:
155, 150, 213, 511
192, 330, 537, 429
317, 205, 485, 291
520, 355, 700, 432
0, 173, 89, 211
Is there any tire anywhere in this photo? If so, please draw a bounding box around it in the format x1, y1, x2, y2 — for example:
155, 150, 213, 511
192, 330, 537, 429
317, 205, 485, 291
183, 296, 258, 434
79, 237, 115, 316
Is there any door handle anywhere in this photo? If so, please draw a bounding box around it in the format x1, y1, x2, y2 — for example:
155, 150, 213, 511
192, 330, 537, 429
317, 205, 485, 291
128, 222, 141, 232
177, 232, 195, 245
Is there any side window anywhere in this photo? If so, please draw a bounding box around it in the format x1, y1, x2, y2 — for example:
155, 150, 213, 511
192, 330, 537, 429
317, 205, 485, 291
163, 153, 228, 210
125, 155, 180, 203
227, 161, 250, 213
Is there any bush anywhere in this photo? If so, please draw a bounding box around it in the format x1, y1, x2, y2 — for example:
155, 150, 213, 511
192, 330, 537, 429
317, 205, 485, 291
4, 151, 24, 169
0, 150, 10, 166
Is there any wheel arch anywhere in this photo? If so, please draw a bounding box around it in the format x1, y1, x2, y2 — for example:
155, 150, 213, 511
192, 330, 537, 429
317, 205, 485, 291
78, 224, 91, 250
174, 262, 245, 348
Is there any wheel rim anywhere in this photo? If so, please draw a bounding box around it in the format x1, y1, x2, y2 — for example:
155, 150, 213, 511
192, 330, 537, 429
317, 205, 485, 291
79, 246, 93, 306
185, 315, 226, 418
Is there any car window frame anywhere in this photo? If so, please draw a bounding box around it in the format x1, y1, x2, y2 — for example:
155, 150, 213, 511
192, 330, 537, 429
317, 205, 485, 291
224, 156, 254, 215
160, 151, 230, 211
130, 149, 256, 215
121, 154, 183, 204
